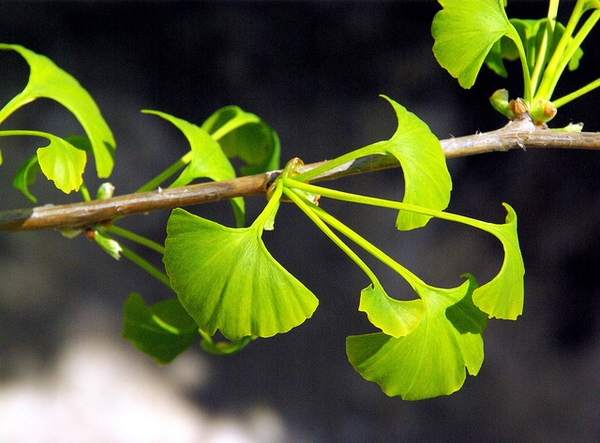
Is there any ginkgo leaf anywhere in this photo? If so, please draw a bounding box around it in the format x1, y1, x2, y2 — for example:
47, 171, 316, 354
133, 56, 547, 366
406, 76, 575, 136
12, 154, 40, 202
291, 96, 450, 230
163, 208, 319, 341
36, 133, 87, 193
122, 293, 199, 364
358, 282, 425, 338
485, 19, 584, 78
347, 275, 486, 400
143, 110, 244, 226
358, 96, 451, 230
0, 44, 115, 178
471, 203, 525, 319
143, 110, 236, 187
432, 0, 521, 89
201, 105, 280, 176
1, 131, 89, 197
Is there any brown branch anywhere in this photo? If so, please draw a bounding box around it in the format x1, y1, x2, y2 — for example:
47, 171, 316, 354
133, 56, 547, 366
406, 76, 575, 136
441, 118, 600, 158
1, 119, 599, 231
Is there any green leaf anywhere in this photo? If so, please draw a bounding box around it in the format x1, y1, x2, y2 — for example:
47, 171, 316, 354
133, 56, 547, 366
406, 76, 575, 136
12, 154, 41, 202
358, 96, 451, 230
142, 110, 244, 225
201, 105, 280, 175
0, 130, 88, 195
292, 96, 450, 231
143, 110, 237, 188
163, 207, 319, 341
0, 44, 115, 178
358, 282, 425, 338
122, 293, 199, 364
485, 39, 517, 79
347, 275, 486, 400
485, 19, 584, 78
36, 133, 87, 194
432, 0, 520, 88
471, 203, 525, 320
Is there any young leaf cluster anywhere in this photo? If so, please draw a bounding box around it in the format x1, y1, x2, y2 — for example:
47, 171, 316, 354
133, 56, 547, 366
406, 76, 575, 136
432, 0, 600, 124
0, 44, 115, 197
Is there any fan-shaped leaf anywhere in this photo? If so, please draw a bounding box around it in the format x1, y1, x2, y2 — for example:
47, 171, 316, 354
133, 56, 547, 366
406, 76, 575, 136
143, 110, 244, 225
36, 133, 87, 193
291, 96, 450, 230
361, 96, 451, 230
347, 276, 486, 400
144, 110, 237, 188
432, 0, 520, 88
471, 203, 525, 319
163, 208, 319, 341
122, 293, 199, 364
0, 44, 115, 177
201, 105, 280, 175
358, 282, 425, 338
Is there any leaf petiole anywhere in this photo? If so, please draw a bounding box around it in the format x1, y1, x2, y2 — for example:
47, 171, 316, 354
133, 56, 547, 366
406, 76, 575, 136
529, 0, 559, 97
282, 178, 507, 240
282, 187, 380, 285
136, 156, 188, 193
97, 229, 170, 288
512, 30, 534, 102
553, 76, 600, 108
292, 148, 379, 183
283, 185, 424, 289
79, 183, 91, 202
534, 0, 598, 101
107, 225, 166, 254
117, 241, 171, 288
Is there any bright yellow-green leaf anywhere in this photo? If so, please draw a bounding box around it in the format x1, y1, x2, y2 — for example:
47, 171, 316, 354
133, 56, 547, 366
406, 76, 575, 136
379, 97, 451, 230
36, 134, 87, 193
143, 110, 244, 226
201, 105, 280, 176
0, 44, 115, 177
291, 96, 450, 230
358, 283, 425, 338
485, 19, 584, 78
163, 208, 319, 341
122, 293, 199, 364
347, 275, 486, 400
472, 203, 525, 319
12, 154, 40, 202
144, 110, 237, 188
432, 0, 519, 88
332, 96, 451, 230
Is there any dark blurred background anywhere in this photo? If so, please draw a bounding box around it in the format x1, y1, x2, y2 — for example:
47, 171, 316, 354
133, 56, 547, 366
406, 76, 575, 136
1, 1, 600, 442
